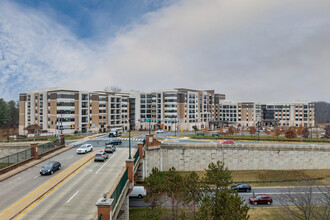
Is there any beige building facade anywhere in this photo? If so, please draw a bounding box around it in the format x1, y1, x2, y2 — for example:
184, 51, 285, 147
19, 88, 315, 135
19, 88, 129, 135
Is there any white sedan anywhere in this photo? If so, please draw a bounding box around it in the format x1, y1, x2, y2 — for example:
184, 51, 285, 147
156, 129, 164, 133
76, 144, 93, 154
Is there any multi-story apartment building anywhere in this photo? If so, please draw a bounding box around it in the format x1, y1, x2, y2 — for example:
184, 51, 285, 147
19, 88, 315, 135
127, 88, 226, 131
19, 88, 130, 135
212, 101, 314, 129
261, 102, 315, 127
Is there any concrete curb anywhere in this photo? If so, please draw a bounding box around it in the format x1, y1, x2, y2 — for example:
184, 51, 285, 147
0, 152, 96, 220
0, 145, 75, 183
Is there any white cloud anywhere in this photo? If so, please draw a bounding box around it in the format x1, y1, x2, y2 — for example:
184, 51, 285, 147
91, 0, 330, 102
0, 1, 103, 100
0, 0, 330, 102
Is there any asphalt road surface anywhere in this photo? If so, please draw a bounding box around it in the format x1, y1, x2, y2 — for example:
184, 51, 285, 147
19, 148, 131, 220
0, 134, 141, 219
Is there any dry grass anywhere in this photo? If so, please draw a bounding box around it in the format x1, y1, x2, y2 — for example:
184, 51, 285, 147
129, 207, 288, 220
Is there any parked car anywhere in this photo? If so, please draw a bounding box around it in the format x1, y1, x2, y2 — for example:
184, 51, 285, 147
104, 145, 116, 153
230, 183, 251, 192
76, 144, 93, 154
106, 139, 122, 145
40, 161, 61, 175
219, 140, 235, 144
129, 186, 147, 199
249, 194, 273, 205
94, 152, 109, 162
156, 129, 164, 133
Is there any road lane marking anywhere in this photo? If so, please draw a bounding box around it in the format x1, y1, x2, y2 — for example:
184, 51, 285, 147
95, 153, 116, 174
0, 153, 94, 219
66, 191, 79, 203
15, 159, 94, 219
66, 155, 74, 160
33, 175, 40, 179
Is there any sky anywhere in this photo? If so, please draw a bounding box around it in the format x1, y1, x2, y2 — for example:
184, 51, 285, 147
0, 0, 329, 102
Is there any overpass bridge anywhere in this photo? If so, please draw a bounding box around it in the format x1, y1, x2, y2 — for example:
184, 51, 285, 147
95, 134, 160, 220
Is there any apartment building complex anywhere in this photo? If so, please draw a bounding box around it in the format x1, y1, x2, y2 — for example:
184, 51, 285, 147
213, 101, 314, 129
19, 88, 315, 135
127, 88, 226, 131
19, 88, 130, 135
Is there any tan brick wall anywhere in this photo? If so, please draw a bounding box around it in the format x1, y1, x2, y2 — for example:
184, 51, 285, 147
50, 100, 57, 129
92, 101, 99, 126
19, 101, 25, 128
75, 100, 79, 128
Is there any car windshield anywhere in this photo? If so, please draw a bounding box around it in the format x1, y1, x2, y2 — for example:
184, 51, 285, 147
43, 163, 53, 168
80, 145, 87, 148
255, 195, 261, 199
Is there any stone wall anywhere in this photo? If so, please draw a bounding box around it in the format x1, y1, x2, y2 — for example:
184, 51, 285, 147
145, 143, 330, 176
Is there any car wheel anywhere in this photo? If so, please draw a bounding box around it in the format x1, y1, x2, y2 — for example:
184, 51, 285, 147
247, 189, 250, 192
51, 171, 54, 175
138, 194, 142, 199
58, 166, 61, 170
254, 202, 257, 205
267, 201, 271, 205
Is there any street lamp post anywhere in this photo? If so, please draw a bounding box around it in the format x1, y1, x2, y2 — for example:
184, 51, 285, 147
128, 118, 131, 159
175, 119, 177, 136
149, 119, 151, 135
257, 121, 260, 142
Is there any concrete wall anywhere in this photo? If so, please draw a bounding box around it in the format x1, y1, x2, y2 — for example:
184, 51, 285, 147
145, 143, 330, 176
0, 143, 31, 158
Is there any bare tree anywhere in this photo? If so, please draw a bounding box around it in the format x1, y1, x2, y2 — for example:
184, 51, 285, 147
104, 86, 122, 93
279, 184, 330, 220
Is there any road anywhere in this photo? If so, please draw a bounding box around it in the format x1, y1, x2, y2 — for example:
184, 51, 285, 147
19, 148, 129, 220
0, 134, 142, 219
129, 186, 330, 207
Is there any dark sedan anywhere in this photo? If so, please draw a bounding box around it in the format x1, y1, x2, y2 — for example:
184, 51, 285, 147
230, 183, 252, 192
106, 139, 122, 145
40, 161, 61, 175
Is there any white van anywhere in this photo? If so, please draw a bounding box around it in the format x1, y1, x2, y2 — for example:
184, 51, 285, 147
129, 186, 146, 199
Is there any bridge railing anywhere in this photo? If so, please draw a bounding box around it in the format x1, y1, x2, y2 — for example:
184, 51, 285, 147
0, 148, 34, 171
110, 168, 128, 209
38, 141, 56, 155
133, 148, 140, 165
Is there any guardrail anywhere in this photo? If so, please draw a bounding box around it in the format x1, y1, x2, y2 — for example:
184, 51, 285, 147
110, 168, 128, 209
0, 148, 34, 171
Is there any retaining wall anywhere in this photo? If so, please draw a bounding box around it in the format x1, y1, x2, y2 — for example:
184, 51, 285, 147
145, 143, 330, 176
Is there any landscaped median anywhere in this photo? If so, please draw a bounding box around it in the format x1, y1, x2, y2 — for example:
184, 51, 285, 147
0, 152, 96, 220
